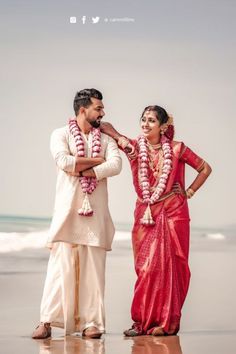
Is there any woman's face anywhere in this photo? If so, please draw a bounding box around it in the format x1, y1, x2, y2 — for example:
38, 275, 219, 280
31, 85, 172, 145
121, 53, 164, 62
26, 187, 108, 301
140, 110, 161, 141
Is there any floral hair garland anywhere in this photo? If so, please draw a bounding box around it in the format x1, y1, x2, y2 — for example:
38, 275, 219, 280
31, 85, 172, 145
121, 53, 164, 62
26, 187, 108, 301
69, 118, 101, 216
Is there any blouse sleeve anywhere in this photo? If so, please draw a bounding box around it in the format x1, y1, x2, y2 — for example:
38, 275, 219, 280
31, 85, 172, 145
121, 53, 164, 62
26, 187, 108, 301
179, 143, 205, 171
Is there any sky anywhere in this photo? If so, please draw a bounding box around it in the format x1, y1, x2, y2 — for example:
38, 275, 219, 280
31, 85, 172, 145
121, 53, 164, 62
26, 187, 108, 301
0, 0, 236, 228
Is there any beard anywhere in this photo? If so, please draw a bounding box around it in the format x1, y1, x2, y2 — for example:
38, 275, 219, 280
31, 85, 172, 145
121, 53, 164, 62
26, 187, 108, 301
87, 116, 102, 128
90, 120, 101, 128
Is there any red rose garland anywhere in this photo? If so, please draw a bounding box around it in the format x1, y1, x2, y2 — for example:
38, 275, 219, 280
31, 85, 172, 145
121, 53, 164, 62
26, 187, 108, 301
69, 118, 101, 216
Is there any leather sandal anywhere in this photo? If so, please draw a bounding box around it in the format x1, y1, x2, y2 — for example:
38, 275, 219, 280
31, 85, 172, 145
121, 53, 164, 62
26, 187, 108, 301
32, 323, 51, 339
123, 328, 142, 337
82, 326, 103, 339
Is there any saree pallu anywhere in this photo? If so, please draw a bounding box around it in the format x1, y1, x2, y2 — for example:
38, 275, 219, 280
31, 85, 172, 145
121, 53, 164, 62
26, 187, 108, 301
131, 193, 191, 335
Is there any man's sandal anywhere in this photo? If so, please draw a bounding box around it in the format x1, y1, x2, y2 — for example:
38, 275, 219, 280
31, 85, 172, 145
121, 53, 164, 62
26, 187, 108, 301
82, 326, 103, 339
32, 323, 51, 339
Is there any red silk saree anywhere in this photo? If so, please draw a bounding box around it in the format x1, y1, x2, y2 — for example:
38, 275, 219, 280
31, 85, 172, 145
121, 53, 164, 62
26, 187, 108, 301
125, 140, 204, 335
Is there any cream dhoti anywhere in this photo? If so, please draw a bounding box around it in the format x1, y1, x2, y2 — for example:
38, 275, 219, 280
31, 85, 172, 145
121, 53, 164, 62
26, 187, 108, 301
40, 242, 106, 334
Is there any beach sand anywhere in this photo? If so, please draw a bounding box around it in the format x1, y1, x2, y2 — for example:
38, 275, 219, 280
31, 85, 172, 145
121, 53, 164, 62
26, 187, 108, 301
0, 238, 235, 354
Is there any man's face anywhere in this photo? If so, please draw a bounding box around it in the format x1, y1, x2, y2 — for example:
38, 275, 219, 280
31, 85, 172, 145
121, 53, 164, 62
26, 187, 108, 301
84, 98, 105, 128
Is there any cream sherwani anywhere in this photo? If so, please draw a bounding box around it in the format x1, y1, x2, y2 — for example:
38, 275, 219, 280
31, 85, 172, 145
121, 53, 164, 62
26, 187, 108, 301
40, 125, 122, 334
47, 125, 122, 250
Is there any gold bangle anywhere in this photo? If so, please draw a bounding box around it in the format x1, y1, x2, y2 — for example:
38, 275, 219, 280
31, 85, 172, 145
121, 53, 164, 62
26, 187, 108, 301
186, 188, 195, 199
117, 136, 129, 149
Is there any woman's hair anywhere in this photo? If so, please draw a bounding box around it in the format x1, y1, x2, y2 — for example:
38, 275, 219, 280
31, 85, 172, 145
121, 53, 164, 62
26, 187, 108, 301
141, 105, 168, 125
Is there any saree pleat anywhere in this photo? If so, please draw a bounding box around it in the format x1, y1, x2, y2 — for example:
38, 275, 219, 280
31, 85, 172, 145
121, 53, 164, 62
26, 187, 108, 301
131, 194, 190, 335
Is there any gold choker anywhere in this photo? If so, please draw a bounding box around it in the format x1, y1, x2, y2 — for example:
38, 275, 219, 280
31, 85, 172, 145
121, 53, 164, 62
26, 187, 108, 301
147, 142, 162, 150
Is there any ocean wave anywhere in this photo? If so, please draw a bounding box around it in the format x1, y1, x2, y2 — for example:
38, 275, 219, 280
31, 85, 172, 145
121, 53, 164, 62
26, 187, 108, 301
0, 230, 49, 253
205, 233, 226, 240
0, 228, 233, 253
0, 230, 131, 253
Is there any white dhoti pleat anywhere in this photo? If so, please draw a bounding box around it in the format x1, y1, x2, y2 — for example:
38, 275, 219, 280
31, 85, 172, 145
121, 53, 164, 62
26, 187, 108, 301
40, 242, 106, 335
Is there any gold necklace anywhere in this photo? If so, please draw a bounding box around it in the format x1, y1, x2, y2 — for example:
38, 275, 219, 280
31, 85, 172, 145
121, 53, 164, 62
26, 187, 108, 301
148, 148, 164, 181
147, 141, 162, 151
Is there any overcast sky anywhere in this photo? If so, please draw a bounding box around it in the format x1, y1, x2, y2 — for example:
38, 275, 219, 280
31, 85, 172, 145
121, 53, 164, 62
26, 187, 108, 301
0, 0, 235, 228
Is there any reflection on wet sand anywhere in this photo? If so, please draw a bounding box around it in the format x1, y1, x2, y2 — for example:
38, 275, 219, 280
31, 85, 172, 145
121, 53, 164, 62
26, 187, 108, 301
129, 335, 183, 354
37, 336, 105, 354
36, 334, 182, 354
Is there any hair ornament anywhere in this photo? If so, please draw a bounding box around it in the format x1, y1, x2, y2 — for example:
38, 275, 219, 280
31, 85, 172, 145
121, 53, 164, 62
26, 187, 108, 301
161, 114, 174, 141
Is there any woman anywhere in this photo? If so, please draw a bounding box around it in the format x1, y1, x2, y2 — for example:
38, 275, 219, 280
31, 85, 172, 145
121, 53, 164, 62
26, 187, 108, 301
101, 105, 212, 336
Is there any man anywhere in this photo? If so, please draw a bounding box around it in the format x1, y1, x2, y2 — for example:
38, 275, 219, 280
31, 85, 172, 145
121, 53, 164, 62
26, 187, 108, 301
32, 89, 122, 339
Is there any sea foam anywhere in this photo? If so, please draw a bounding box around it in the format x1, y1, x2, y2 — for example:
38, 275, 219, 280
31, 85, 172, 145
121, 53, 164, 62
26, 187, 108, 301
0, 230, 131, 253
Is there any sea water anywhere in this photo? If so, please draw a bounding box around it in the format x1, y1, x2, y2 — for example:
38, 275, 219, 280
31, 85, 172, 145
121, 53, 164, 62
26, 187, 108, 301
0, 215, 235, 253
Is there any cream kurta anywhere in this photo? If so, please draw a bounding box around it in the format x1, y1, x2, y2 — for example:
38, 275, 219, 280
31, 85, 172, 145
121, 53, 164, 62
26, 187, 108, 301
47, 125, 122, 251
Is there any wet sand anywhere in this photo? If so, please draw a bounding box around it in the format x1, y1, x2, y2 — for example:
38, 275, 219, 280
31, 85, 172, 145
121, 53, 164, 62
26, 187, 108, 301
0, 238, 236, 354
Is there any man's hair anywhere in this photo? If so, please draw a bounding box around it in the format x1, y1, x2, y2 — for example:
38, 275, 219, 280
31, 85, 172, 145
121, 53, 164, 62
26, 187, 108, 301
73, 88, 103, 115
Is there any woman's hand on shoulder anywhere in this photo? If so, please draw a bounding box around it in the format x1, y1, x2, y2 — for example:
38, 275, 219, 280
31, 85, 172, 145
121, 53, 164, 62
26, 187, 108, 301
100, 122, 116, 136
101, 122, 137, 159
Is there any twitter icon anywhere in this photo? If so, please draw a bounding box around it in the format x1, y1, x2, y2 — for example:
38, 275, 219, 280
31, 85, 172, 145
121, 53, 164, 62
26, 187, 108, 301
92, 17, 100, 24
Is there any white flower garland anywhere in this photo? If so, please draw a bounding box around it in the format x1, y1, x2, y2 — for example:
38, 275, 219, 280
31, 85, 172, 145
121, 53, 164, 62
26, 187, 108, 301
69, 118, 101, 216
138, 135, 172, 225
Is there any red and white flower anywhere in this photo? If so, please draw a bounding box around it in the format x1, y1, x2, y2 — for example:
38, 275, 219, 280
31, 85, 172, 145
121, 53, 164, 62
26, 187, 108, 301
138, 135, 173, 225
69, 118, 102, 216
